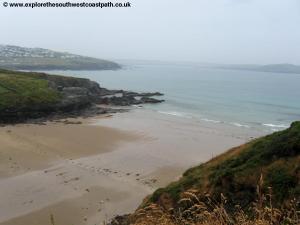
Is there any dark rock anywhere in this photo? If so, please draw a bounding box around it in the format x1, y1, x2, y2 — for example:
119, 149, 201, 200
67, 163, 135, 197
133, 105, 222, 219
101, 96, 139, 106
0, 71, 164, 124
98, 91, 164, 106
136, 92, 164, 97
140, 97, 165, 104
108, 215, 130, 225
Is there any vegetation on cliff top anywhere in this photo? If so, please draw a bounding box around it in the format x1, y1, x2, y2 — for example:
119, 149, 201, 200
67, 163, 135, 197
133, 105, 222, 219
0, 69, 61, 111
109, 122, 300, 225
150, 121, 300, 208
0, 69, 164, 124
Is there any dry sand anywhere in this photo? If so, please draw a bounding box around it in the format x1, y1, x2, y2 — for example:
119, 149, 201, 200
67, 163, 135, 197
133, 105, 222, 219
0, 110, 265, 225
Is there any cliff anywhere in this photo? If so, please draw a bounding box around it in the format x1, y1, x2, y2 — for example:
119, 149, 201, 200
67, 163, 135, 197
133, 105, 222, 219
111, 122, 300, 225
0, 69, 164, 124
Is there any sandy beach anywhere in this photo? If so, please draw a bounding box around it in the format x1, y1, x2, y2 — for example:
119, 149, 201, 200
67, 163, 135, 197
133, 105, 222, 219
0, 109, 265, 225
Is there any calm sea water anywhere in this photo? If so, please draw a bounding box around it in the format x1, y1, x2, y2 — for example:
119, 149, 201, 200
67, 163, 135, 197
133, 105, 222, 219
48, 61, 300, 132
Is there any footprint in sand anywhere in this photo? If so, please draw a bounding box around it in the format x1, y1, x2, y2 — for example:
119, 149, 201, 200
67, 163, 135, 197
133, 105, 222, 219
69, 160, 128, 179
22, 200, 34, 205
63, 177, 80, 184
56, 172, 67, 177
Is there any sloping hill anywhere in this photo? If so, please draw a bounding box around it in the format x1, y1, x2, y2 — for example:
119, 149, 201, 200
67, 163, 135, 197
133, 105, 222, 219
0, 45, 121, 70
257, 64, 300, 74
215, 63, 300, 74
113, 122, 300, 225
153, 121, 299, 205
0, 69, 102, 123
0, 69, 61, 112
0, 69, 164, 123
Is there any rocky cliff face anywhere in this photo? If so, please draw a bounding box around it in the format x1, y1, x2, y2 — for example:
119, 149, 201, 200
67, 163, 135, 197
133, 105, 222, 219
0, 69, 164, 124
42, 73, 164, 111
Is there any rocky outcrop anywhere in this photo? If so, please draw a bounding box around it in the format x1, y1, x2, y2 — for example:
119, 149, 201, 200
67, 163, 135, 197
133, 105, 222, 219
57, 87, 92, 111
99, 91, 164, 106
29, 72, 165, 111
0, 70, 164, 124
140, 96, 164, 104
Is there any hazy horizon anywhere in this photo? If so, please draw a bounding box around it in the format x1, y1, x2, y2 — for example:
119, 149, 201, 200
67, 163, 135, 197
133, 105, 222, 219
1, 0, 300, 64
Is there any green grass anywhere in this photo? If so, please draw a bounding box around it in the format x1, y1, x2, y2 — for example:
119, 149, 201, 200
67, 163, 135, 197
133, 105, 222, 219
0, 69, 61, 111
0, 56, 121, 70
150, 122, 300, 209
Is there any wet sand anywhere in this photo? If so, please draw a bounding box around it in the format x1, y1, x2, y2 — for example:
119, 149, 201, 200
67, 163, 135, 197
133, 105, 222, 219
0, 117, 136, 178
0, 110, 265, 225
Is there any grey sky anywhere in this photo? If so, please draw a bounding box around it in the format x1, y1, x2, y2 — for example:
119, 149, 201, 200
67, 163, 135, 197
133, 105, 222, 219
1, 0, 300, 64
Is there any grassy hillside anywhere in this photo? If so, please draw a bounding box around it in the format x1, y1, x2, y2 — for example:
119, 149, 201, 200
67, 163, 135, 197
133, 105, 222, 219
0, 69, 61, 111
0, 68, 165, 124
0, 45, 121, 70
151, 122, 300, 207
0, 69, 101, 123
0, 56, 121, 71
119, 122, 300, 225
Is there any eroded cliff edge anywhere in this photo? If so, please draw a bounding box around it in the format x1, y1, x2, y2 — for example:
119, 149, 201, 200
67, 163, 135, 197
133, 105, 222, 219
0, 69, 164, 124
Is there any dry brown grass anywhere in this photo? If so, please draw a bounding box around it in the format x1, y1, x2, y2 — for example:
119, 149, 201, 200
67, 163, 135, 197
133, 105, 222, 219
130, 175, 299, 225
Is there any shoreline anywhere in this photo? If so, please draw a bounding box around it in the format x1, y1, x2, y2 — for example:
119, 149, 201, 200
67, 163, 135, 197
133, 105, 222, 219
0, 110, 265, 225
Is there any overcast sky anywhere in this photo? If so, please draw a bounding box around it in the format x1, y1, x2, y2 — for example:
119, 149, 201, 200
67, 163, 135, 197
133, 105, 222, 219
1, 0, 300, 64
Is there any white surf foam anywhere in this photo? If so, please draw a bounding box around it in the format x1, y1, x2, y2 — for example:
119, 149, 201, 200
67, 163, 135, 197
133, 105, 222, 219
157, 111, 190, 118
230, 122, 250, 128
263, 123, 288, 128
201, 118, 221, 123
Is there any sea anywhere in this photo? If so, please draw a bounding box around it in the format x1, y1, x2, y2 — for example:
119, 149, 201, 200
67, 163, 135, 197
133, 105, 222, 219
47, 61, 300, 133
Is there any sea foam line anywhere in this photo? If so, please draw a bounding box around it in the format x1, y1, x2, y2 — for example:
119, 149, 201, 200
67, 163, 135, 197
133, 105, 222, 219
200, 118, 221, 123
263, 123, 289, 128
230, 122, 250, 128
156, 110, 289, 131
157, 111, 191, 118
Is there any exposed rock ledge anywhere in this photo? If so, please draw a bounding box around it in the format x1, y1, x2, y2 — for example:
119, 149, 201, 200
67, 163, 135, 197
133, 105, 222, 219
0, 71, 164, 124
